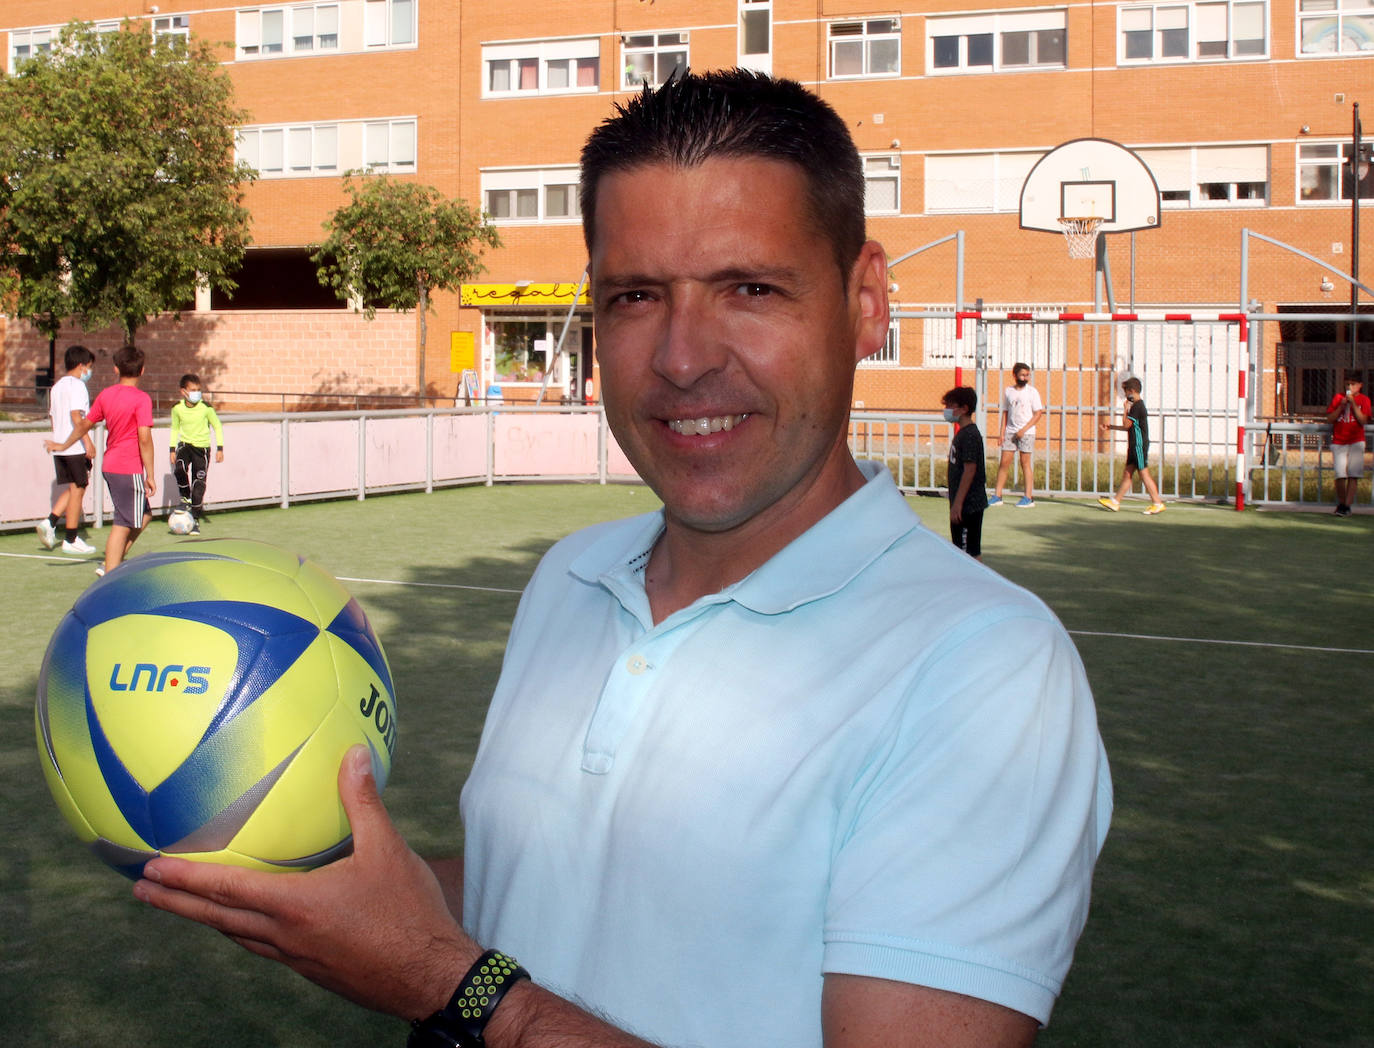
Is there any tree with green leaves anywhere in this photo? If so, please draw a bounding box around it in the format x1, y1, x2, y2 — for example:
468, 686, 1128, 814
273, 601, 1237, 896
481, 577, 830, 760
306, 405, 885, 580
313, 173, 501, 395
0, 20, 254, 345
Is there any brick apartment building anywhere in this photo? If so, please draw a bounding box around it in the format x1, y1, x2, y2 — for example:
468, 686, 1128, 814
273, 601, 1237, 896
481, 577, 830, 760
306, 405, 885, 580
1, 0, 1371, 415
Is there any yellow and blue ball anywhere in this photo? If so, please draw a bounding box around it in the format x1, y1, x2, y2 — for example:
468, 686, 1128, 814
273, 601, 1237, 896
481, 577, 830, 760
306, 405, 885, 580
35, 539, 397, 879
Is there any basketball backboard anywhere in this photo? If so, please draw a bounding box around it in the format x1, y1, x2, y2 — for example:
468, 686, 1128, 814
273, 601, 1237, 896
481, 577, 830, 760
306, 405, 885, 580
1020, 138, 1161, 234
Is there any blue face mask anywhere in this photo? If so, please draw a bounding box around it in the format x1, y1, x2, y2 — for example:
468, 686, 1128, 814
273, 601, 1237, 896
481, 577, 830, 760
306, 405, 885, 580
187, 390, 202, 404
942, 407, 959, 423
79, 369, 92, 383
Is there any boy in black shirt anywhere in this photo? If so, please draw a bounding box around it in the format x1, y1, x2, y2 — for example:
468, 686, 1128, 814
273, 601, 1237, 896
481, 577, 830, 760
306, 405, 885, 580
943, 386, 988, 559
1098, 376, 1166, 515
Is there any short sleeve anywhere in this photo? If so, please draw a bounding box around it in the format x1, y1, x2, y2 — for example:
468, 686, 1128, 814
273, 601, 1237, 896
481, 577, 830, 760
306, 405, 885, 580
823, 614, 1110, 1024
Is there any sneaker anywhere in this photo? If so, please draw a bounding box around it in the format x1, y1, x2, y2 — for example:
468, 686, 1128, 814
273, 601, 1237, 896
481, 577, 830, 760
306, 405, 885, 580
1335, 505, 1352, 517
189, 523, 201, 536
1098, 496, 1120, 512
36, 519, 56, 549
62, 537, 97, 555
94, 566, 106, 578
1015, 496, 1035, 508
987, 495, 1003, 507
1143, 503, 1166, 515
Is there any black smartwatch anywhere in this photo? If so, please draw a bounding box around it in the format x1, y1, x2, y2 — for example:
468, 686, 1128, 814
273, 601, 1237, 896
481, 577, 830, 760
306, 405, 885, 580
408, 950, 530, 1048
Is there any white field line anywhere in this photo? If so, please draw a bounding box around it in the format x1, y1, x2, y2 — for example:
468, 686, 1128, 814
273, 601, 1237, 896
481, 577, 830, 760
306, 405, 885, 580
6, 553, 1366, 654
1067, 629, 1374, 656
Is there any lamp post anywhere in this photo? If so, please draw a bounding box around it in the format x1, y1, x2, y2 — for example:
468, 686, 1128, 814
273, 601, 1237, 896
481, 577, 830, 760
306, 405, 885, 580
1352, 102, 1365, 368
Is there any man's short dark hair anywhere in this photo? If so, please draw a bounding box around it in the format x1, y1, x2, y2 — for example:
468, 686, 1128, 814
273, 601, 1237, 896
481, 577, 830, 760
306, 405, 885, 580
1345, 372, 1364, 386
63, 344, 94, 371
180, 373, 201, 388
579, 69, 866, 279
943, 386, 977, 414
1122, 376, 1143, 394
1013, 362, 1031, 375
113, 345, 145, 378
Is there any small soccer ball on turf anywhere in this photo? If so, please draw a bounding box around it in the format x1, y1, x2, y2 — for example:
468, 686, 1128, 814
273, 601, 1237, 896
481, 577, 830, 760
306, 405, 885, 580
167, 508, 196, 535
34, 539, 397, 879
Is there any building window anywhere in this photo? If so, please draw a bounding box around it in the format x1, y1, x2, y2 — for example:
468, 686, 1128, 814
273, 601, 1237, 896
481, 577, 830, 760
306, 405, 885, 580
1140, 145, 1268, 207
152, 15, 191, 44
929, 11, 1066, 73
829, 18, 901, 78
1299, 0, 1374, 53
10, 21, 120, 69
9, 28, 54, 67
1119, 2, 1267, 63
238, 5, 340, 59
237, 118, 410, 177
483, 39, 600, 96
925, 152, 1041, 213
365, 0, 415, 48
621, 31, 688, 88
863, 155, 901, 214
483, 167, 582, 223
739, 0, 772, 73
861, 320, 901, 366
1299, 142, 1374, 202
364, 119, 417, 172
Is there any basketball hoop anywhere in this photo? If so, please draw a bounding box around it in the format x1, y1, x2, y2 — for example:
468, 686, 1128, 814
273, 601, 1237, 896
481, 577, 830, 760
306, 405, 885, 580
1058, 216, 1103, 260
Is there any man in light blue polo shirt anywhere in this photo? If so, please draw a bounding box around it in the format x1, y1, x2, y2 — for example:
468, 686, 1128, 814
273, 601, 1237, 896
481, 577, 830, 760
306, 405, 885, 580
137, 71, 1111, 1048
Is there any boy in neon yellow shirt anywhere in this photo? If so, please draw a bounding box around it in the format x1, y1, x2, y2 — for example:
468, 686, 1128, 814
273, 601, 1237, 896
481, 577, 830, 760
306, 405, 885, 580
168, 373, 224, 535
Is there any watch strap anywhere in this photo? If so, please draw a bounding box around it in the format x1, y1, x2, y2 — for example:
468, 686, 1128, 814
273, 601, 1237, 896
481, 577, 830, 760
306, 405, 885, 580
409, 949, 529, 1048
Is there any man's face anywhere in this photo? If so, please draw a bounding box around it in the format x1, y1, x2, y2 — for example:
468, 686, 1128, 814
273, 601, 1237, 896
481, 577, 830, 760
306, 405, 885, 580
1014, 368, 1030, 387
589, 157, 888, 537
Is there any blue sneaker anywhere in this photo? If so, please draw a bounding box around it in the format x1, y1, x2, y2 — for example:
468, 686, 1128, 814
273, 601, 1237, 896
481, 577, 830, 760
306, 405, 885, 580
1015, 496, 1035, 508
987, 495, 1003, 506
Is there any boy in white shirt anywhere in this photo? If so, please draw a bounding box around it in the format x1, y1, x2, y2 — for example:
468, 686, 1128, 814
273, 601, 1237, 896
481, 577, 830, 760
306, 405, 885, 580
988, 362, 1045, 508
37, 345, 98, 555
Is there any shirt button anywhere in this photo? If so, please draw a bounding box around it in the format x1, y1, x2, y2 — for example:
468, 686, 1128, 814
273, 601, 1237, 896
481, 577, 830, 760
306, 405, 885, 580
626, 655, 648, 675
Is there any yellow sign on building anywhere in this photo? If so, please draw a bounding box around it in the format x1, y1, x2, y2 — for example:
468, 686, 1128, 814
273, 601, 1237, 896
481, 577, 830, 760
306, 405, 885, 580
460, 282, 588, 306
450, 331, 475, 373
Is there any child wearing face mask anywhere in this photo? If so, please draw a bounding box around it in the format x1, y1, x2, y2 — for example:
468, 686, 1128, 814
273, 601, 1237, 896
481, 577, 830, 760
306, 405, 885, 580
942, 385, 988, 560
168, 373, 225, 535
37, 344, 99, 556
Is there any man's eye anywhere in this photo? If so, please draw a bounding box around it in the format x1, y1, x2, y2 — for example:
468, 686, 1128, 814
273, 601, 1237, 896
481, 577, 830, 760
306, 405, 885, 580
736, 283, 774, 297
609, 290, 652, 306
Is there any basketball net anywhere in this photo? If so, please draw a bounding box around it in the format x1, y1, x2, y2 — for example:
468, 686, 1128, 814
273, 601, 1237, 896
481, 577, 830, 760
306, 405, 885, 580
1058, 217, 1103, 260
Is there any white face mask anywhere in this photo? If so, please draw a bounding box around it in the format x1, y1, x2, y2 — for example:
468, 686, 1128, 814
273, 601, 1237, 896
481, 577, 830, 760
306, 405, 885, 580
942, 407, 959, 423
187, 390, 202, 404
79, 368, 92, 383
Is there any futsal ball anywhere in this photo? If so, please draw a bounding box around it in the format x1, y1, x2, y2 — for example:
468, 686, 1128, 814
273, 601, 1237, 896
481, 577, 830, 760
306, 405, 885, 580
167, 508, 196, 535
35, 539, 397, 879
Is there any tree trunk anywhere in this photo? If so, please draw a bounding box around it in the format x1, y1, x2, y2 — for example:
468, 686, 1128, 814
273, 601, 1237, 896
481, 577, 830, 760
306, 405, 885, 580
417, 281, 428, 401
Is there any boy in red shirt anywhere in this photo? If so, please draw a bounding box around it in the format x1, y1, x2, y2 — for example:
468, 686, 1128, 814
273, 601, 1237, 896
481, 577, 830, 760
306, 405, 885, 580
45, 344, 156, 574
1325, 372, 1371, 517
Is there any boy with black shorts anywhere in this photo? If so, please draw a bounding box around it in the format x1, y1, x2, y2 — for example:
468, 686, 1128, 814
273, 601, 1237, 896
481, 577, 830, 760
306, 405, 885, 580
943, 386, 988, 559
1098, 376, 1165, 515
45, 344, 156, 576
169, 373, 225, 535
38, 345, 98, 556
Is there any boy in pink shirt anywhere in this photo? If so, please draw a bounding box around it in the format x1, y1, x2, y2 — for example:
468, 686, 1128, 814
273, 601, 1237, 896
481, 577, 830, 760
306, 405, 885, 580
45, 344, 156, 575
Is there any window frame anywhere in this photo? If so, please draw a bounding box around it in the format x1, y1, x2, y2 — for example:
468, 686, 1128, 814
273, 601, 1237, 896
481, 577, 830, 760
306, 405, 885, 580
1117, 0, 1269, 64
620, 30, 689, 89
859, 319, 901, 367
827, 17, 902, 79
1139, 145, 1269, 208
482, 38, 601, 98
927, 10, 1068, 75
863, 154, 902, 215
1297, 0, 1374, 56
237, 4, 342, 60
482, 166, 584, 224
1298, 141, 1374, 204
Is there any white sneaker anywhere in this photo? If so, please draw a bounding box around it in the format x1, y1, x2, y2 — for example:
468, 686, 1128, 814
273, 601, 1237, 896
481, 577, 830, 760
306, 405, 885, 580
62, 537, 97, 555
94, 565, 106, 578
36, 520, 56, 549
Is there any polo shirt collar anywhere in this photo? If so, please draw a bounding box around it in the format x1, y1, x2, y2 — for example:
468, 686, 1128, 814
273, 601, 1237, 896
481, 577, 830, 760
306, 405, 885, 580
570, 460, 920, 621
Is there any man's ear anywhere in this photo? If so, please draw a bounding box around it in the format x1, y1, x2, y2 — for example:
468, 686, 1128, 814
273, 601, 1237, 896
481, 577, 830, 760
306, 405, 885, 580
850, 241, 890, 365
